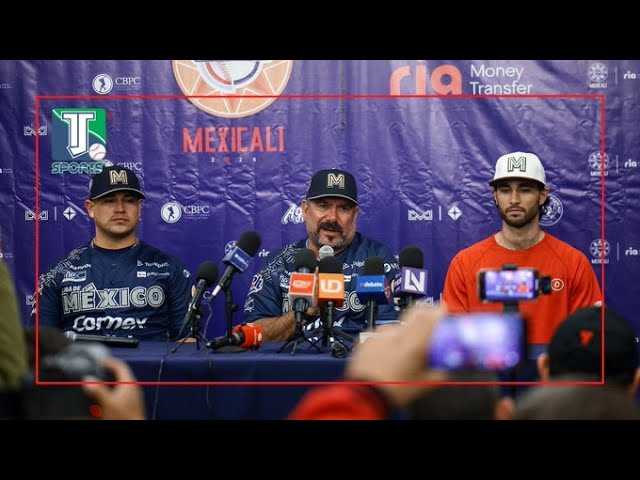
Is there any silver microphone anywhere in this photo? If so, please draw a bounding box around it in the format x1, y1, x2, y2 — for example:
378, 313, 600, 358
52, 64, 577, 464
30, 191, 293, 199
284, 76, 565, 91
319, 245, 334, 260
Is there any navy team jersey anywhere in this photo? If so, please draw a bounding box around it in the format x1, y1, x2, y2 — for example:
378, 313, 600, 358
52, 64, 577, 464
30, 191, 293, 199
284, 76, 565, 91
32, 241, 193, 341
243, 232, 400, 333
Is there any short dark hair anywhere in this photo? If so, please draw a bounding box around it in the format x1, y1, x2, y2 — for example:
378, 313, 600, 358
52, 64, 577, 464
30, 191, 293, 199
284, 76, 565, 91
407, 372, 499, 420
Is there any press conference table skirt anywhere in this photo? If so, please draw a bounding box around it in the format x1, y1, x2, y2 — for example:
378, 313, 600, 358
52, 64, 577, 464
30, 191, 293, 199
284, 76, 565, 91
111, 340, 347, 420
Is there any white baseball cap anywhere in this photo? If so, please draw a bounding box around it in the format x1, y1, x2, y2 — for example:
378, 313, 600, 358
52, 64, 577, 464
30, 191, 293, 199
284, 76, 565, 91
489, 151, 546, 186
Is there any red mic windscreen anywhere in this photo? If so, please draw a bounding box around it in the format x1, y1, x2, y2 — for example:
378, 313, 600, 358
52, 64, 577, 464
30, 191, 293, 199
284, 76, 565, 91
233, 323, 263, 349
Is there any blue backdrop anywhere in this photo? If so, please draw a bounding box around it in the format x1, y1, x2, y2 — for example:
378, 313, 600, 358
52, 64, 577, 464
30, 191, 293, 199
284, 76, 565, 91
0, 60, 636, 339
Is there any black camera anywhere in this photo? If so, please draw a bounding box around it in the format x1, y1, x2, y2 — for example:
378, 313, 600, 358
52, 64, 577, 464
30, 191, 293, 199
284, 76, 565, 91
23, 340, 114, 419
41, 342, 114, 383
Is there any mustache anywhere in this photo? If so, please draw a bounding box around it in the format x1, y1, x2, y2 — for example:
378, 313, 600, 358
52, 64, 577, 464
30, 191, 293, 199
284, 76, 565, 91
318, 221, 343, 234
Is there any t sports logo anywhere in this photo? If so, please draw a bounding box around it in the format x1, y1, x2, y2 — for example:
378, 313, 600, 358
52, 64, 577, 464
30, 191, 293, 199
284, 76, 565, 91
51, 108, 107, 175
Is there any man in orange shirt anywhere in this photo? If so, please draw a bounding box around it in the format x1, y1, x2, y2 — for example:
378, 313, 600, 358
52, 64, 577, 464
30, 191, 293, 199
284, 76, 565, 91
442, 151, 602, 359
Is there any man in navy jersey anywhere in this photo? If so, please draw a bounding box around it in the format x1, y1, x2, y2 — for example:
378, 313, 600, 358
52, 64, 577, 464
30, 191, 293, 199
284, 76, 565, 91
244, 169, 399, 341
32, 166, 193, 341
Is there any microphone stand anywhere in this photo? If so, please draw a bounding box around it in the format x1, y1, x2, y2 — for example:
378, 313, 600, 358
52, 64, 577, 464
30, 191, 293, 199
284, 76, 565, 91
307, 301, 354, 356
502, 300, 521, 398
209, 284, 247, 354
171, 308, 208, 353
278, 307, 322, 355
366, 300, 378, 331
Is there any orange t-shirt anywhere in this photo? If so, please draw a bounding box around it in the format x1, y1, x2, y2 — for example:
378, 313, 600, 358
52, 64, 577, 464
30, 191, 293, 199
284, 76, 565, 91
442, 233, 602, 346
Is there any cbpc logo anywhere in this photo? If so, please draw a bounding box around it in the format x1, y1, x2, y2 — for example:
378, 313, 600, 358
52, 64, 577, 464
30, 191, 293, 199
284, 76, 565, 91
589, 238, 610, 264
161, 201, 209, 223
540, 194, 563, 227
588, 63, 608, 89
92, 73, 141, 94
92, 74, 114, 95
51, 108, 107, 175
172, 60, 293, 118
588, 151, 610, 177
161, 202, 183, 224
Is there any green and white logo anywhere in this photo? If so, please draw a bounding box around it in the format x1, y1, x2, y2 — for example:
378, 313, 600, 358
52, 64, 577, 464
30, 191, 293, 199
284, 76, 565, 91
51, 108, 107, 174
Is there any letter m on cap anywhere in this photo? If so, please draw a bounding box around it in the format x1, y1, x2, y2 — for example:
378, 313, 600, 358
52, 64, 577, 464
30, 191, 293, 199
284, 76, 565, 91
109, 169, 128, 186
327, 173, 345, 189
507, 156, 526, 173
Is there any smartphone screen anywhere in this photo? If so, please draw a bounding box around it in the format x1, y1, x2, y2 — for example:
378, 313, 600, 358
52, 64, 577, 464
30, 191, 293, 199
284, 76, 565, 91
428, 313, 525, 371
479, 269, 538, 302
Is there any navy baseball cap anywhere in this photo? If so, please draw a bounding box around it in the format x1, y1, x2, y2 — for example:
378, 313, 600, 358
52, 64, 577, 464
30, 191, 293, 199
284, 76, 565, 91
306, 169, 358, 205
89, 166, 145, 201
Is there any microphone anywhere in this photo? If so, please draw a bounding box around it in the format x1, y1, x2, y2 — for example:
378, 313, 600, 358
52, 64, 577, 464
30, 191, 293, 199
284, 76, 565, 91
207, 323, 263, 350
393, 246, 427, 310
317, 256, 344, 308
289, 249, 318, 326
316, 256, 344, 346
355, 256, 390, 331
64, 331, 140, 348
176, 261, 219, 340
319, 245, 334, 260
211, 231, 262, 299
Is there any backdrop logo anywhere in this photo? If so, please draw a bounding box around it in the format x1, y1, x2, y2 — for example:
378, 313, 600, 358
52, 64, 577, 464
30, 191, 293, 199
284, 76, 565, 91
469, 63, 533, 94
590, 238, 610, 264
390, 62, 462, 95
588, 151, 609, 176
25, 208, 48, 221
408, 209, 432, 221
172, 60, 293, 118
24, 122, 47, 136
51, 108, 107, 175
63, 205, 77, 221
92, 74, 114, 94
161, 202, 183, 223
540, 194, 563, 226
588, 63, 608, 89
281, 201, 304, 224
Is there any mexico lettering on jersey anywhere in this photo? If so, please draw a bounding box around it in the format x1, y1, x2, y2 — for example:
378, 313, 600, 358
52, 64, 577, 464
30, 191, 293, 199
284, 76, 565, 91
33, 241, 193, 341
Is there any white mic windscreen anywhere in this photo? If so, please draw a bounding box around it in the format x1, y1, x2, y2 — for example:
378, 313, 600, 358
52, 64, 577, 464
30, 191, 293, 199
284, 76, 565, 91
319, 245, 334, 260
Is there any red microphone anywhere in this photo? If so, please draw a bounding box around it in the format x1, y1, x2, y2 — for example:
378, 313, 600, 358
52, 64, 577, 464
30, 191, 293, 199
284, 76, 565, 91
207, 323, 263, 350
231, 323, 263, 349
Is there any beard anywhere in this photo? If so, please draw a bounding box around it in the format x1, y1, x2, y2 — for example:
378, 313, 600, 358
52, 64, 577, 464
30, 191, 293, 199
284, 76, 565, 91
309, 221, 349, 250
498, 204, 540, 229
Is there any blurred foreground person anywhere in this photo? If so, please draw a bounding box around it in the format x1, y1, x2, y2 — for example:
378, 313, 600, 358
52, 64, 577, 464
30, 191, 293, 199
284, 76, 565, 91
537, 306, 640, 395
289, 305, 447, 420
514, 380, 640, 420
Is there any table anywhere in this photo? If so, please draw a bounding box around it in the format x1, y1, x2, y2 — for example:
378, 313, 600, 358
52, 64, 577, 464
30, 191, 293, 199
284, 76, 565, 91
111, 340, 348, 420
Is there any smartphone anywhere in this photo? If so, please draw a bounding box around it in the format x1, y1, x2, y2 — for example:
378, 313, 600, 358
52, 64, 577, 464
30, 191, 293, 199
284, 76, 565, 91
428, 313, 526, 371
478, 268, 539, 302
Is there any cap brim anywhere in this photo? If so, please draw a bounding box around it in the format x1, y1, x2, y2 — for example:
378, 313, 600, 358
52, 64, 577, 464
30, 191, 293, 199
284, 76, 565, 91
306, 194, 358, 205
489, 177, 545, 187
91, 188, 146, 201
